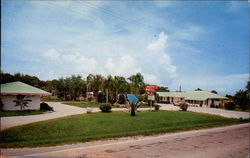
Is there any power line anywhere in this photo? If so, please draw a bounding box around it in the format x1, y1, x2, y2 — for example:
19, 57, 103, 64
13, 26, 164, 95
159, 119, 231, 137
78, 1, 156, 32
45, 1, 144, 34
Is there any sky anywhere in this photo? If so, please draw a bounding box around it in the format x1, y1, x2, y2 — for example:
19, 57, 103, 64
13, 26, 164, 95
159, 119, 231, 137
2, 0, 249, 95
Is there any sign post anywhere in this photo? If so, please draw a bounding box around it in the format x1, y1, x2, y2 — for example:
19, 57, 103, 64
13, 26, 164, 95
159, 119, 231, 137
145, 85, 158, 111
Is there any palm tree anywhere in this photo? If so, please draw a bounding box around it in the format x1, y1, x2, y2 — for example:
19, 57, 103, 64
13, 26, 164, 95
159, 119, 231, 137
13, 95, 32, 111
90, 74, 104, 102
103, 75, 115, 103
128, 73, 145, 95
69, 75, 86, 101
86, 74, 94, 100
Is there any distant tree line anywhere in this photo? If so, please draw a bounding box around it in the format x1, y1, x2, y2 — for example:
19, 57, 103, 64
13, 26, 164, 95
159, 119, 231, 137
0, 72, 147, 103
1, 72, 249, 109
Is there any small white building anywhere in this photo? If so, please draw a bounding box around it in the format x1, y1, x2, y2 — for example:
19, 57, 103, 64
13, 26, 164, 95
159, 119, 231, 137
0, 81, 51, 111
157, 91, 228, 107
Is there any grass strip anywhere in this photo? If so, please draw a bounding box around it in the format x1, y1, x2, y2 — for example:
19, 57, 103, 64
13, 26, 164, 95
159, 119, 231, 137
1, 111, 247, 148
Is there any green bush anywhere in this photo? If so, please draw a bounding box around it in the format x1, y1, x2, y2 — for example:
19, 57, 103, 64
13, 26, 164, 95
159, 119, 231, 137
224, 100, 236, 110
99, 104, 112, 112
154, 105, 160, 111
179, 102, 188, 111
40, 102, 54, 111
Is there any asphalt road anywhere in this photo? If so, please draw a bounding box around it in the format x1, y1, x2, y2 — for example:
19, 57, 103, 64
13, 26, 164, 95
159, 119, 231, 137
2, 123, 249, 158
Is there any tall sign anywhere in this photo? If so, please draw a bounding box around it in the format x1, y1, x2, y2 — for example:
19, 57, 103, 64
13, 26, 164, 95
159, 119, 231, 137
145, 85, 158, 110
145, 85, 158, 93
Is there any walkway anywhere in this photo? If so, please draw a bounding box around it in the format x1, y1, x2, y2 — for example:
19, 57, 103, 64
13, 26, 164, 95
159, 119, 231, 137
2, 123, 249, 158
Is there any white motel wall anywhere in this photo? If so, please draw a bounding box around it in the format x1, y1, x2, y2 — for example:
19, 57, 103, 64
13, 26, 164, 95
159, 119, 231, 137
1, 81, 51, 111
157, 91, 227, 108
159, 96, 224, 107
1, 95, 40, 111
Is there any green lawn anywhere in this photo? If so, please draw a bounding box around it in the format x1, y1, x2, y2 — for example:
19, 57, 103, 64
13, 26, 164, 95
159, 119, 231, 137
1, 111, 247, 148
62, 101, 108, 108
0, 110, 46, 117
63, 101, 151, 109
41, 97, 63, 102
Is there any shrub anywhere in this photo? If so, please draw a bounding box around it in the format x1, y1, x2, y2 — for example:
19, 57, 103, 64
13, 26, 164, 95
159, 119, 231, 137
224, 100, 236, 110
40, 102, 54, 111
154, 105, 160, 111
179, 102, 188, 111
99, 104, 112, 112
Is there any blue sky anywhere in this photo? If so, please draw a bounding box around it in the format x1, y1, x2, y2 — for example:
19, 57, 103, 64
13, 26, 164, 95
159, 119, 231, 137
2, 1, 249, 95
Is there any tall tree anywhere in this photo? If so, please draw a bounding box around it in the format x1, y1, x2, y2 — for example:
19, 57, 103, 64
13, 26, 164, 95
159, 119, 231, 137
103, 75, 115, 103
128, 73, 145, 95
68, 75, 86, 101
233, 90, 250, 111
89, 74, 104, 102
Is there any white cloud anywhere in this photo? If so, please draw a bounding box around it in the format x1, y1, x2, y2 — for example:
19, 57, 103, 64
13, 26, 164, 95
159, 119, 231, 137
41, 31, 177, 85
143, 73, 160, 85
146, 32, 168, 52
43, 49, 60, 59
144, 32, 177, 84
102, 55, 141, 77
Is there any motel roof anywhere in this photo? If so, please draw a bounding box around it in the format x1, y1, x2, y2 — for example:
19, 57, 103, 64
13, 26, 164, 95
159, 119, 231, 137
157, 91, 227, 101
1, 81, 51, 96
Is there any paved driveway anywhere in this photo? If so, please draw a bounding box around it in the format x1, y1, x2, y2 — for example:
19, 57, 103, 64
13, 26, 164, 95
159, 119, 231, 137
158, 103, 250, 119
1, 102, 86, 130
2, 123, 249, 158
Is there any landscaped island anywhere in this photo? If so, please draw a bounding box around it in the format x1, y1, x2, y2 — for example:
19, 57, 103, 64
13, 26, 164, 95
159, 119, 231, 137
1, 111, 247, 148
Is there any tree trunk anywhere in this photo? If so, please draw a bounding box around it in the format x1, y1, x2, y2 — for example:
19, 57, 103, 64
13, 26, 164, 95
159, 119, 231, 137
94, 91, 99, 102
131, 103, 136, 116
106, 89, 109, 103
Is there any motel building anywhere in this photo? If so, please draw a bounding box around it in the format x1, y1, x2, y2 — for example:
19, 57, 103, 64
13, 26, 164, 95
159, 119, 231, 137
157, 91, 228, 108
0, 81, 51, 111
